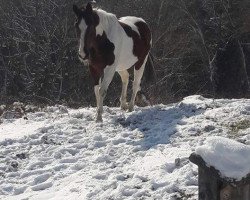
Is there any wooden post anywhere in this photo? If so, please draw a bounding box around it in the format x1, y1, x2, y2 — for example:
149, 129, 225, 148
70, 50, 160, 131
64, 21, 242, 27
189, 153, 250, 200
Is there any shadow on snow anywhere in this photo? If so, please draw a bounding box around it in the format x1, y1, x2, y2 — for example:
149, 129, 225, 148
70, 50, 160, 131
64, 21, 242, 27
113, 102, 206, 150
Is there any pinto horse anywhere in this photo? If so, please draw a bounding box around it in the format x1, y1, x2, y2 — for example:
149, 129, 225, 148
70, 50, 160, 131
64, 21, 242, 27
73, 3, 153, 122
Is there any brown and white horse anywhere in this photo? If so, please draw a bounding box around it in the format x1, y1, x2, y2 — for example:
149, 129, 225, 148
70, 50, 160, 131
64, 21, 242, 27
73, 3, 153, 122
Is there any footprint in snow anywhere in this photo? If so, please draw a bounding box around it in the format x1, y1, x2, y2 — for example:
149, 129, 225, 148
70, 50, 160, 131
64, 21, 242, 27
93, 141, 107, 148
93, 173, 107, 180
31, 181, 53, 191
59, 157, 78, 164
116, 174, 130, 181
30, 173, 51, 186
28, 160, 52, 170
112, 138, 126, 145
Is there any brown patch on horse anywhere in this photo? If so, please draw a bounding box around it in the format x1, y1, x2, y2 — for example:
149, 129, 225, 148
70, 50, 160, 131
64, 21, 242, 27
119, 21, 151, 70
87, 31, 115, 85
85, 25, 115, 85
95, 32, 115, 66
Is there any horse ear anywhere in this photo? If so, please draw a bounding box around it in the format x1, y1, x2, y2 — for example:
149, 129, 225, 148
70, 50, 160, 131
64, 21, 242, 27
73, 4, 81, 17
86, 2, 93, 14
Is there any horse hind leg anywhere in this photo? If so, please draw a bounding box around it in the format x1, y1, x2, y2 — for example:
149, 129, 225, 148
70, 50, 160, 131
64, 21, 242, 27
118, 70, 129, 110
129, 56, 148, 112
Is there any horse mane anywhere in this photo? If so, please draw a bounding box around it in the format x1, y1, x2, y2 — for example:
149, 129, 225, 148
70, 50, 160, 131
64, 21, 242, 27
94, 8, 119, 35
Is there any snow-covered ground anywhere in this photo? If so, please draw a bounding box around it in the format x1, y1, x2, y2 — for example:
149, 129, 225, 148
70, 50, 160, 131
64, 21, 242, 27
0, 95, 250, 200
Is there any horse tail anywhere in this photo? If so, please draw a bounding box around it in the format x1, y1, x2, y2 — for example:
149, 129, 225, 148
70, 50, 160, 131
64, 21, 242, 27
144, 52, 156, 83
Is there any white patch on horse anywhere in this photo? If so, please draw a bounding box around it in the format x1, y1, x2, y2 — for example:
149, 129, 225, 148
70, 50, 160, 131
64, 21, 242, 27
129, 55, 148, 111
95, 9, 116, 36
78, 20, 87, 60
94, 9, 138, 70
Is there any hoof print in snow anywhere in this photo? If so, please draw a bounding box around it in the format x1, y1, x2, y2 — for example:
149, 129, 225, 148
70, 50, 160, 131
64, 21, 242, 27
2, 111, 23, 119
58, 105, 68, 114
151, 185, 156, 191
93, 173, 107, 180
16, 153, 27, 159
86, 115, 94, 121
173, 190, 194, 200
204, 125, 215, 132
41, 136, 61, 145
8, 161, 19, 171
41, 136, 50, 144
134, 185, 142, 189
0, 171, 5, 178
72, 112, 83, 119
116, 174, 130, 181
110, 163, 117, 169
135, 175, 149, 183
190, 129, 202, 136
70, 188, 79, 192
106, 107, 115, 115
11, 161, 18, 168
116, 117, 130, 127
175, 158, 181, 167
141, 178, 149, 182
31, 181, 53, 191
237, 138, 247, 144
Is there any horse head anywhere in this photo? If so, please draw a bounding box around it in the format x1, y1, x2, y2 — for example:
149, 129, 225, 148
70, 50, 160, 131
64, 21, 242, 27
73, 3, 99, 64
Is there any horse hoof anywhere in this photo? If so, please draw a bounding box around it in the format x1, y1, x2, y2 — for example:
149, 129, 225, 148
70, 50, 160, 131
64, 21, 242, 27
96, 117, 103, 123
121, 103, 128, 111
96, 114, 103, 122
128, 107, 134, 112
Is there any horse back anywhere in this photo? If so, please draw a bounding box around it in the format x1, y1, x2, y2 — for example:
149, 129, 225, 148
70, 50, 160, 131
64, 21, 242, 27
118, 17, 151, 70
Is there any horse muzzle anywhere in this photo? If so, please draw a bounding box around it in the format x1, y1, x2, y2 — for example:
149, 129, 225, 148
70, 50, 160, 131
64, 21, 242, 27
78, 53, 87, 61
78, 53, 89, 65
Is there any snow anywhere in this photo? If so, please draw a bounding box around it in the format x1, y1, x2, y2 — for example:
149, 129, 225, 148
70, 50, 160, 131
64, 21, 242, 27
0, 95, 250, 199
195, 136, 250, 180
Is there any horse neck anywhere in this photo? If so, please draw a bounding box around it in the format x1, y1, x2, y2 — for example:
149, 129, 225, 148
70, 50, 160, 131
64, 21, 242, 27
95, 10, 119, 36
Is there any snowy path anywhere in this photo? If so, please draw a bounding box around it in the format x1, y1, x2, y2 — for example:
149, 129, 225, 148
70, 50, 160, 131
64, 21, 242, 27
0, 96, 250, 200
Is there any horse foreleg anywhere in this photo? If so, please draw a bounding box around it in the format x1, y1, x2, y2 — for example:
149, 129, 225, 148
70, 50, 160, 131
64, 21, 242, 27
94, 84, 100, 110
89, 67, 102, 121
97, 66, 116, 122
118, 70, 129, 110
129, 57, 147, 112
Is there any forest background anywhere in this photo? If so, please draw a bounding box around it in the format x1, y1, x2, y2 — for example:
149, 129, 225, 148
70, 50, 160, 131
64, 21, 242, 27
0, 0, 249, 107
